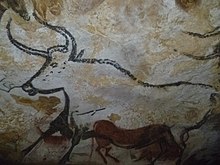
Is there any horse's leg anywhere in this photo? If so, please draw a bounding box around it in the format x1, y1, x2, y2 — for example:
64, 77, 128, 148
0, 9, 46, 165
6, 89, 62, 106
133, 150, 152, 163
105, 146, 120, 163
96, 146, 108, 164
150, 139, 167, 165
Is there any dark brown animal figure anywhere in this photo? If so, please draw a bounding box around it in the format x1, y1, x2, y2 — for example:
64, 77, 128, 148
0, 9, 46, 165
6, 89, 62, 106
136, 141, 181, 162
35, 126, 70, 146
82, 120, 181, 165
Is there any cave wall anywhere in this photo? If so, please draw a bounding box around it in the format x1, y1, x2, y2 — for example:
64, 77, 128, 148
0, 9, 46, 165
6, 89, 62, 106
0, 0, 219, 164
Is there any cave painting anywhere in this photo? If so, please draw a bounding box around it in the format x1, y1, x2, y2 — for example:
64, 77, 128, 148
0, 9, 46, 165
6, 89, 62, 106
0, 2, 220, 165
182, 28, 220, 68
82, 120, 182, 165
81, 108, 214, 165
11, 94, 61, 115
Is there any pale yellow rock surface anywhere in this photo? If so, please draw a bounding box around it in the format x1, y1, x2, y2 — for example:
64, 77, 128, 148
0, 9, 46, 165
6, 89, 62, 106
0, 0, 219, 164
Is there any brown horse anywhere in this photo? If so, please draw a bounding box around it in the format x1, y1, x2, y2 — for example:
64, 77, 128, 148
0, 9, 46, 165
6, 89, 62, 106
82, 120, 181, 164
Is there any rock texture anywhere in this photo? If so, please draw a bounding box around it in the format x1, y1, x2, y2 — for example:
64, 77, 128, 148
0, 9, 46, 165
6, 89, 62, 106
0, 0, 219, 164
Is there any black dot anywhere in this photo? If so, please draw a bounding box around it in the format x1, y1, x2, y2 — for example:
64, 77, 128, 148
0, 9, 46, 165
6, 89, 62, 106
50, 62, 58, 68
50, 71, 53, 73
174, 49, 177, 52
62, 67, 65, 69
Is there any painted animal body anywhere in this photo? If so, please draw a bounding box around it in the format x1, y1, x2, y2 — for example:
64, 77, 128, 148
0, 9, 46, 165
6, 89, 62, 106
36, 126, 69, 146
82, 120, 181, 164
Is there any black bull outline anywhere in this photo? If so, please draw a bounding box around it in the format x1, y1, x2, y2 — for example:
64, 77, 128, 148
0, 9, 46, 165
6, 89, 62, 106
2, 12, 217, 164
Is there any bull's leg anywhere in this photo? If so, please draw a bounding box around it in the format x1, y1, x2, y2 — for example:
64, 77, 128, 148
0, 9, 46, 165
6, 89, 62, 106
105, 147, 120, 163
96, 146, 108, 164
21, 136, 43, 156
22, 127, 57, 156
